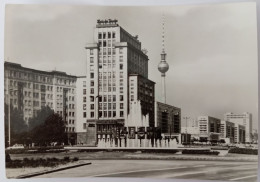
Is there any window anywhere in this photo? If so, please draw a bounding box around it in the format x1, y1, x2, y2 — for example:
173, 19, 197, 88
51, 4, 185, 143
112, 56, 116, 63
83, 89, 86, 95
91, 104, 94, 110
83, 123, 87, 129
91, 112, 94, 118
90, 88, 94, 94
103, 96, 107, 102
90, 73, 94, 78
120, 103, 124, 109
83, 81, 86, 87
112, 32, 115, 38
83, 104, 86, 110
113, 95, 116, 102
108, 32, 111, 38
120, 87, 123, 93
90, 65, 94, 71
83, 112, 87, 118
119, 48, 123, 54
90, 49, 94, 55
120, 56, 123, 61
120, 111, 124, 117
113, 111, 116, 117
90, 96, 94, 102
120, 72, 123, 78
83, 97, 86, 102
103, 41, 107, 47
90, 57, 94, 63
104, 111, 107, 117
113, 103, 116, 109
98, 33, 102, 39
90, 81, 94, 86
120, 64, 123, 70
120, 95, 124, 101
103, 32, 106, 39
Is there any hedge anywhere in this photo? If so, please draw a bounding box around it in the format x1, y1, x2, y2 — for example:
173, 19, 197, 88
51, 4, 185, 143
6, 156, 78, 168
228, 148, 258, 155
182, 150, 219, 155
6, 147, 65, 154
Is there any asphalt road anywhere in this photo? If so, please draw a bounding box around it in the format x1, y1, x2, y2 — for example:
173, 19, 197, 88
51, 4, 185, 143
36, 160, 258, 181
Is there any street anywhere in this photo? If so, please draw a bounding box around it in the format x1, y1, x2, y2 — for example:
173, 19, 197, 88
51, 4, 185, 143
36, 160, 258, 181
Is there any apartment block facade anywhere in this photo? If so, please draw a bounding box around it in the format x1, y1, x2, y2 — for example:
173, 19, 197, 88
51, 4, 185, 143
4, 62, 77, 144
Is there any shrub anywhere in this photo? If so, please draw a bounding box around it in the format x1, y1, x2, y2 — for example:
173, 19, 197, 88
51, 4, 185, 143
182, 150, 219, 155
73, 157, 79, 161
228, 148, 258, 155
63, 156, 70, 161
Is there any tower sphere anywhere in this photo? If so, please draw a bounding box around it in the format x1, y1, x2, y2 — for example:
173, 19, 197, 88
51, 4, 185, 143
158, 61, 169, 73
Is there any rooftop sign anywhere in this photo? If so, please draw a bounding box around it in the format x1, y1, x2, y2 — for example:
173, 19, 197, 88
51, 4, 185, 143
96, 19, 118, 27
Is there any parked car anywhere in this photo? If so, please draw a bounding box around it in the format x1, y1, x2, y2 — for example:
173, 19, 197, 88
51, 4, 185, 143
6, 144, 24, 150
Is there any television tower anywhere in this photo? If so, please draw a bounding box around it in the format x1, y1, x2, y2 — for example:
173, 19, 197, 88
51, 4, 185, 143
158, 14, 169, 104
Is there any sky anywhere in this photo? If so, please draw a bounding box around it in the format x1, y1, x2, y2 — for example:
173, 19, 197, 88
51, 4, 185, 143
4, 2, 258, 129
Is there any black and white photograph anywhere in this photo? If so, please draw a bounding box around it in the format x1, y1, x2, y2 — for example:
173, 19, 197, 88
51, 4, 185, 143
2, 1, 258, 181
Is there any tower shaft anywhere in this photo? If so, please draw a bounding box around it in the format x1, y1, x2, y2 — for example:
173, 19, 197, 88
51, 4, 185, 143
161, 74, 166, 104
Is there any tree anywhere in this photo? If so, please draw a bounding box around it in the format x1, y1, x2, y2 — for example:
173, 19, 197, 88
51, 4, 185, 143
4, 103, 27, 146
28, 106, 54, 131
31, 113, 67, 146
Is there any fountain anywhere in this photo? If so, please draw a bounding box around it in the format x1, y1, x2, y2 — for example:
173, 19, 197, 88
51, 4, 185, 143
96, 101, 181, 149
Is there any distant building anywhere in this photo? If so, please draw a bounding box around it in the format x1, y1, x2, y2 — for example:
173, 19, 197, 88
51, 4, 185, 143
155, 102, 181, 136
234, 124, 246, 143
224, 112, 252, 143
198, 116, 221, 141
4, 61, 77, 144
181, 126, 199, 136
220, 120, 235, 143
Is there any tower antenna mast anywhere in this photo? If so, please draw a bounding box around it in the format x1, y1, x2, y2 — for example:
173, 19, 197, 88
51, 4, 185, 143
158, 13, 169, 104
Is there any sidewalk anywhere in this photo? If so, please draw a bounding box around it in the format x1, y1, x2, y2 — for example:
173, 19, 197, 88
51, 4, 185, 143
6, 161, 91, 179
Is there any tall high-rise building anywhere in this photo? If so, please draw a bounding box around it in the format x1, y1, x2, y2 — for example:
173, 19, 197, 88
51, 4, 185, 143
84, 19, 155, 145
224, 112, 252, 143
4, 62, 77, 144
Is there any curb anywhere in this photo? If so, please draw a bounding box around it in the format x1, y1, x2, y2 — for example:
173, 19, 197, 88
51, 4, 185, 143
16, 162, 92, 179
